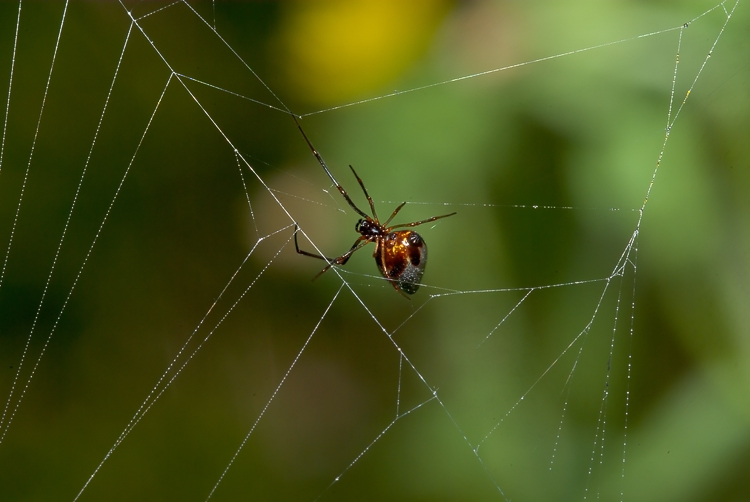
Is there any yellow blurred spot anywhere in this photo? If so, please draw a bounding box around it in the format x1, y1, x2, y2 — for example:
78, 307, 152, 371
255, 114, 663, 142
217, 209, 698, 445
274, 0, 451, 105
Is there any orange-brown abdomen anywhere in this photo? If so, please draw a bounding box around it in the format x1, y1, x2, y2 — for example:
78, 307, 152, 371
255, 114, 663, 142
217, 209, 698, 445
374, 231, 427, 295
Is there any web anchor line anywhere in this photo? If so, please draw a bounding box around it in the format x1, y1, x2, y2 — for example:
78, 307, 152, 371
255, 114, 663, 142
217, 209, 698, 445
0, 1, 741, 500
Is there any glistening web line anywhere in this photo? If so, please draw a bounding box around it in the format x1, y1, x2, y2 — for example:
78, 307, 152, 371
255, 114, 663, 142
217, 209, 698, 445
0, 2, 743, 501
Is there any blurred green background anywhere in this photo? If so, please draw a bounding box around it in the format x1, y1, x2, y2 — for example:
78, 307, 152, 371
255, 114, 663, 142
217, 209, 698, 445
0, 1, 748, 501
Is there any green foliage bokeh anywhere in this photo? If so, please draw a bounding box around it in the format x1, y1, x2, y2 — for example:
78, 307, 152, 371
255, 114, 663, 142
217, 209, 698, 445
0, 1, 748, 501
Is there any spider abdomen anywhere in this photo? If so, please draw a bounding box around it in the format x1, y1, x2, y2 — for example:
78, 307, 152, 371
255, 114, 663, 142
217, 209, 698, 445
375, 231, 427, 295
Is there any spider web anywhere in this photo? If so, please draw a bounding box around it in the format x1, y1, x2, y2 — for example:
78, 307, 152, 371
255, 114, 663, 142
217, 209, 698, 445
0, 1, 747, 501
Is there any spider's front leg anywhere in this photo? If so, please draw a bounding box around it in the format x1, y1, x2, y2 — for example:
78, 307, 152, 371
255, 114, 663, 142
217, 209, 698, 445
294, 226, 371, 280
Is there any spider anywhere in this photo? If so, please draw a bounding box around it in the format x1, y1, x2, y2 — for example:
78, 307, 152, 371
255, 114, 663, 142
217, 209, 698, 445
292, 115, 456, 296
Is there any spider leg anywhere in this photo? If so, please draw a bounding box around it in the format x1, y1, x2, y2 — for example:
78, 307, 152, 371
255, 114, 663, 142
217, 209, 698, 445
388, 211, 457, 229
311, 237, 371, 280
294, 226, 371, 280
294, 226, 338, 262
383, 201, 407, 227
292, 114, 370, 220
348, 165, 379, 221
